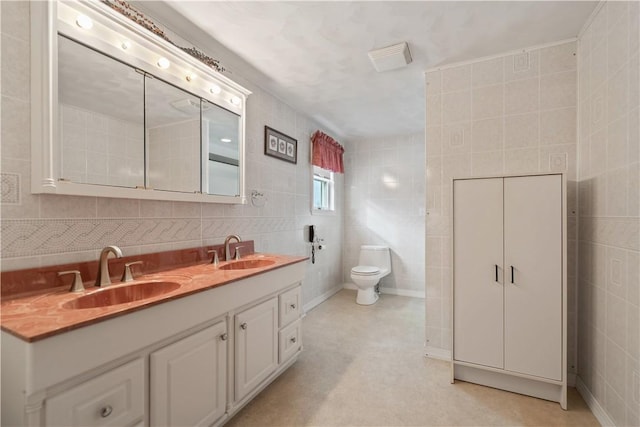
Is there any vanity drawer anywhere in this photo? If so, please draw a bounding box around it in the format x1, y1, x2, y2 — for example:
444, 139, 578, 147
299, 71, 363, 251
45, 358, 144, 427
279, 285, 301, 327
279, 320, 302, 364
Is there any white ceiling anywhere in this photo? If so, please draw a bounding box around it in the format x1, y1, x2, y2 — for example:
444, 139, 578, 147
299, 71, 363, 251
152, 1, 597, 140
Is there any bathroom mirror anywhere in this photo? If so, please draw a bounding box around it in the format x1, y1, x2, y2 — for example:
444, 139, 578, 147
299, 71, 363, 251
202, 99, 241, 196
31, 0, 251, 203
58, 35, 145, 188
145, 77, 201, 194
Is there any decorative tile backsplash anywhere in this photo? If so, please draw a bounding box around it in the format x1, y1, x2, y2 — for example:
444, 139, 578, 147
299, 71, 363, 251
1, 218, 202, 258
1, 173, 20, 204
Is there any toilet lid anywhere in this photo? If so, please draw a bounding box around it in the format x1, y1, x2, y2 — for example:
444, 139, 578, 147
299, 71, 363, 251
352, 265, 380, 276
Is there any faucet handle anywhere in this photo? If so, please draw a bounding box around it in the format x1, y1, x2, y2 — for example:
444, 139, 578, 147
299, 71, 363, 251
121, 261, 143, 282
234, 246, 244, 260
207, 249, 220, 267
58, 270, 84, 293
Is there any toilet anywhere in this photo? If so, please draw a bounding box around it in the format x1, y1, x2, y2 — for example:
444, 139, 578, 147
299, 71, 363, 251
350, 245, 391, 305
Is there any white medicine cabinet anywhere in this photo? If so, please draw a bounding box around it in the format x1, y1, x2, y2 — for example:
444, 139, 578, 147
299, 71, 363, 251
31, 0, 251, 203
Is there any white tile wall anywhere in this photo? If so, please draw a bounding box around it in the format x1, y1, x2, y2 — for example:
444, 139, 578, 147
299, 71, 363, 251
425, 41, 579, 361
0, 2, 344, 307
577, 2, 640, 425
60, 104, 144, 187
147, 119, 199, 192
343, 133, 425, 295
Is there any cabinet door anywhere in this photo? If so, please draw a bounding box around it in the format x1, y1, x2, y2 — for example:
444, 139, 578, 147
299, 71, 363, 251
504, 175, 562, 380
235, 298, 278, 401
453, 178, 504, 369
45, 358, 144, 427
150, 321, 227, 427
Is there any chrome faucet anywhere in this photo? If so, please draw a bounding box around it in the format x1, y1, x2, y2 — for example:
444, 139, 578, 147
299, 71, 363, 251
224, 235, 242, 261
95, 245, 123, 287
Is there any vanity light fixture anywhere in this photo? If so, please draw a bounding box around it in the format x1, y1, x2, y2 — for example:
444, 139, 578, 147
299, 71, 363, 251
121, 40, 131, 50
76, 14, 93, 29
230, 96, 241, 106
221, 138, 232, 143
210, 85, 222, 95
157, 57, 170, 69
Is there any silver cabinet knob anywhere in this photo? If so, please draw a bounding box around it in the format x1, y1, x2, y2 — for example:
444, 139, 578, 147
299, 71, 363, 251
290, 337, 297, 344
240, 322, 247, 330
290, 303, 296, 309
100, 405, 113, 418
220, 333, 228, 341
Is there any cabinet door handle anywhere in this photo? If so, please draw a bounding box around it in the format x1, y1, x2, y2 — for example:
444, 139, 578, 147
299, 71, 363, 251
240, 322, 247, 330
100, 405, 113, 418
290, 303, 296, 309
511, 266, 514, 284
495, 265, 499, 282
220, 333, 228, 341
290, 337, 297, 343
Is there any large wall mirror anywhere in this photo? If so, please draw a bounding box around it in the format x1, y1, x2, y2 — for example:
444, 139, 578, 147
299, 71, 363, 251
32, 0, 251, 203
58, 35, 145, 189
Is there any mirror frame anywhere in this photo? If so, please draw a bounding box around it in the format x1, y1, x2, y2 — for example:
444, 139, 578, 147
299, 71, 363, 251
31, 0, 251, 204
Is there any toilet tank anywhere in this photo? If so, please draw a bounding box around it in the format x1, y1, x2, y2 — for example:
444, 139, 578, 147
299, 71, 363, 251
358, 245, 391, 271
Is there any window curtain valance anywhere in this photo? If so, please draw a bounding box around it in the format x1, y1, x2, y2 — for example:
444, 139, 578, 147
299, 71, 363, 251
311, 130, 344, 174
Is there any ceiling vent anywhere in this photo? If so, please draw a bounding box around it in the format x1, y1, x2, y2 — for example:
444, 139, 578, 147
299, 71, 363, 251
368, 42, 412, 72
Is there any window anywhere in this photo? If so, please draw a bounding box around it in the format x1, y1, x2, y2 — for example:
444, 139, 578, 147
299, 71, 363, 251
312, 166, 334, 212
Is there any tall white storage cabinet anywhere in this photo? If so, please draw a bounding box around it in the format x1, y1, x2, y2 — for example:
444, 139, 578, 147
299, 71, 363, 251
451, 173, 567, 409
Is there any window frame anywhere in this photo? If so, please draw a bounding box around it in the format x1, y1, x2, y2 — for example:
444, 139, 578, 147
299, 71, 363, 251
311, 165, 335, 214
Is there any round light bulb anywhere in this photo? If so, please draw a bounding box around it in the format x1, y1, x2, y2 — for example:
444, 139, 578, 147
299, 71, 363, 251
210, 85, 222, 94
230, 96, 241, 106
157, 57, 170, 69
76, 14, 93, 29
121, 40, 131, 50
186, 73, 196, 82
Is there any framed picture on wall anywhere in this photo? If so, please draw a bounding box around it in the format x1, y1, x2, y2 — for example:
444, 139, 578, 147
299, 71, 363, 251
264, 126, 297, 164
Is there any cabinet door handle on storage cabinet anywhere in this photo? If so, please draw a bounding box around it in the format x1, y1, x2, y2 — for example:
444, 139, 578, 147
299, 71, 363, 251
495, 265, 499, 282
240, 322, 247, 330
510, 266, 514, 284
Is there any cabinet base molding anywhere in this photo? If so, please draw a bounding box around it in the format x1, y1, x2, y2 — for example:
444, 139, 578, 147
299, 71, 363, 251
453, 364, 567, 409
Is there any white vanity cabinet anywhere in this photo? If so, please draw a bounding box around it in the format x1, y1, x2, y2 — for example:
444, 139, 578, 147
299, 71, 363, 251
150, 320, 228, 427
451, 173, 567, 408
1, 261, 307, 427
233, 284, 303, 403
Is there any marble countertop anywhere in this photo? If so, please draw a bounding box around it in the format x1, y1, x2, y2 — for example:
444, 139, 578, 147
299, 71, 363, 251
1, 253, 307, 342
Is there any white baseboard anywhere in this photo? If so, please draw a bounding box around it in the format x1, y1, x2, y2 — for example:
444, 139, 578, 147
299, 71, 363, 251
380, 287, 425, 299
425, 346, 451, 361
576, 376, 615, 426
342, 283, 425, 299
303, 284, 343, 314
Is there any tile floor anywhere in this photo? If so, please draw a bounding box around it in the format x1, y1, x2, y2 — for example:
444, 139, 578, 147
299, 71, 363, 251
226, 290, 599, 426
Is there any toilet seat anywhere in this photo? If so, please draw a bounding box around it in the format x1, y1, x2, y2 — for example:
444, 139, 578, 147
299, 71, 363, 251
351, 265, 380, 276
